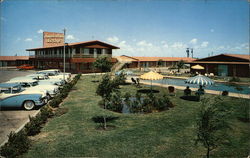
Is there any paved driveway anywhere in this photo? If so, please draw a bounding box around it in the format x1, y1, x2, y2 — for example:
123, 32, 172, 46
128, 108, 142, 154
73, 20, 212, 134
0, 110, 39, 145
0, 69, 39, 146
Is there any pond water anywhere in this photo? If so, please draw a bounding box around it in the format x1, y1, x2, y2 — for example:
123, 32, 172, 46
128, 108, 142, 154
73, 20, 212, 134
146, 78, 250, 94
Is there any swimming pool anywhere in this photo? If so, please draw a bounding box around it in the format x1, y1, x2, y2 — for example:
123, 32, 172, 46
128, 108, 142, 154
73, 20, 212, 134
147, 78, 250, 94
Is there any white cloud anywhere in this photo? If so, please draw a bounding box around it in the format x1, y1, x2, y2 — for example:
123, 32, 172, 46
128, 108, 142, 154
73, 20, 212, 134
136, 40, 152, 47
37, 29, 43, 34
66, 35, 75, 40
163, 44, 169, 48
189, 38, 198, 45
0, 16, 5, 21
201, 41, 209, 48
25, 38, 32, 42
107, 36, 119, 43
171, 42, 187, 49
210, 29, 214, 33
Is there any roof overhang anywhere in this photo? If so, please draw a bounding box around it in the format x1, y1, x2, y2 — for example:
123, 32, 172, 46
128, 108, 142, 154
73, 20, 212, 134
187, 61, 250, 65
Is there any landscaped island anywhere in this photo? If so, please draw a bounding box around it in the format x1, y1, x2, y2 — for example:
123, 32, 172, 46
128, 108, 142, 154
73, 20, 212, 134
21, 75, 249, 158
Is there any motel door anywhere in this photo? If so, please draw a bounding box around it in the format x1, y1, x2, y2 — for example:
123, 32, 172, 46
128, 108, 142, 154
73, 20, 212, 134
218, 65, 228, 76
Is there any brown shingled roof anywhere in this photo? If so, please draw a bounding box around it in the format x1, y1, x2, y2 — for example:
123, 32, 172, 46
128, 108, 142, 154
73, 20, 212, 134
223, 54, 250, 60
132, 56, 196, 62
0, 56, 29, 61
26, 40, 119, 51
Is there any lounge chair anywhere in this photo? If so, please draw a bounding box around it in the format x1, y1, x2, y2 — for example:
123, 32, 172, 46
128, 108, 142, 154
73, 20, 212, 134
131, 77, 137, 84
184, 86, 192, 96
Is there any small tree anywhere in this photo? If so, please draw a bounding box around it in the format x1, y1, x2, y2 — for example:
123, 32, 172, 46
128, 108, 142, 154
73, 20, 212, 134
96, 74, 116, 129
93, 55, 112, 72
196, 96, 231, 158
177, 60, 185, 72
157, 59, 164, 67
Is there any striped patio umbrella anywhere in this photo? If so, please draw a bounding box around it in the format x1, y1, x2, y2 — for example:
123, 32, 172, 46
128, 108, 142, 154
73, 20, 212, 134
185, 74, 214, 86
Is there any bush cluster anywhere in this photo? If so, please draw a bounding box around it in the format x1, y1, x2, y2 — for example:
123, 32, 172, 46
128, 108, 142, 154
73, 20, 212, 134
113, 73, 126, 87
106, 92, 123, 112
0, 74, 81, 158
229, 77, 240, 82
127, 93, 174, 113
0, 130, 30, 158
105, 91, 174, 114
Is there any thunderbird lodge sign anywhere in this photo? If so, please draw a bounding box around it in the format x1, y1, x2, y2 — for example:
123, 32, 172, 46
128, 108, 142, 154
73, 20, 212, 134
43, 32, 64, 47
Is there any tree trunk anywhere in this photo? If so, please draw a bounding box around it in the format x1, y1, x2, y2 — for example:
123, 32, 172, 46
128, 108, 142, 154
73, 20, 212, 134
103, 101, 107, 130
206, 148, 210, 158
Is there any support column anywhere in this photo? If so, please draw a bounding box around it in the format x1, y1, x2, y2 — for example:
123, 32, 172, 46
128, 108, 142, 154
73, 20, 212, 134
206, 64, 208, 74
233, 65, 236, 77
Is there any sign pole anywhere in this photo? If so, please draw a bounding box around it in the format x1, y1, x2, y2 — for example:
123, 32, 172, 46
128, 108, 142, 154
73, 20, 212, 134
63, 29, 66, 81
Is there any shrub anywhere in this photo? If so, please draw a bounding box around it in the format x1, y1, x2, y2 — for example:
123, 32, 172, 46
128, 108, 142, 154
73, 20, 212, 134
49, 96, 62, 108
0, 130, 30, 158
106, 92, 123, 113
229, 77, 240, 82
113, 73, 126, 87
40, 106, 54, 122
24, 116, 43, 136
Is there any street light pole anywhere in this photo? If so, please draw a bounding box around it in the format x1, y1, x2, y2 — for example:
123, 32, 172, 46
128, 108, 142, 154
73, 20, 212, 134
63, 28, 66, 81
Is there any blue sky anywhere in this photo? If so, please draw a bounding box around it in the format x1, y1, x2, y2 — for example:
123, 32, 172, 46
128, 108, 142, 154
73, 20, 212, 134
0, 0, 249, 58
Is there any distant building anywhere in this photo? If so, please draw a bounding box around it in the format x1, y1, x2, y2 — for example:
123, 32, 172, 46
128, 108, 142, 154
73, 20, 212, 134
188, 54, 250, 77
115, 55, 195, 69
0, 56, 30, 67
26, 40, 119, 73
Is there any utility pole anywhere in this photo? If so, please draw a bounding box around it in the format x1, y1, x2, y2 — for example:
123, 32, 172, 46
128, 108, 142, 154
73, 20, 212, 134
63, 28, 66, 81
186, 48, 190, 57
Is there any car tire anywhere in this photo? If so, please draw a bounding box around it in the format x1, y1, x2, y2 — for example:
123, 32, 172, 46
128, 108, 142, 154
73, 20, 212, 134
23, 100, 35, 110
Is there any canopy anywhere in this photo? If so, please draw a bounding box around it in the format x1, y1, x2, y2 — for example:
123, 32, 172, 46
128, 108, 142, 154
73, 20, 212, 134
140, 71, 164, 91
185, 74, 214, 86
191, 64, 204, 70
140, 71, 164, 80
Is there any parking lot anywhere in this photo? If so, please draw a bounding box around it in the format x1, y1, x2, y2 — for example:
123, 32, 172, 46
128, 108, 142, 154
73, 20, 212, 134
0, 69, 39, 145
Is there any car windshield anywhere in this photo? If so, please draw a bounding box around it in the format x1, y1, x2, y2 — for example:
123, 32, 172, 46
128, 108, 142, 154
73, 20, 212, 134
32, 82, 39, 86
0, 86, 21, 94
0, 88, 11, 93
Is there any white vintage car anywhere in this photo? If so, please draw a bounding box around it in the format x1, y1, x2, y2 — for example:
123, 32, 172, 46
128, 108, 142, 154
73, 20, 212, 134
0, 83, 45, 110
37, 69, 71, 82
26, 74, 65, 86
8, 77, 59, 98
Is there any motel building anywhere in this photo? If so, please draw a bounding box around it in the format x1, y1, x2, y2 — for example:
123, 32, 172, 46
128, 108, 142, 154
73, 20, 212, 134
116, 55, 195, 69
26, 32, 119, 73
188, 54, 250, 77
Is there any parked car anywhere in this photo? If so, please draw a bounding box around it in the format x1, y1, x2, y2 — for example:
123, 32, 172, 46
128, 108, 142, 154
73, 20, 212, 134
17, 64, 34, 70
37, 69, 71, 82
8, 77, 59, 97
26, 74, 65, 86
0, 83, 45, 110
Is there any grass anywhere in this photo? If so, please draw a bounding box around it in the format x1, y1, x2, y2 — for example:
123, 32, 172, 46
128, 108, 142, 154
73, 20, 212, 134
22, 75, 250, 158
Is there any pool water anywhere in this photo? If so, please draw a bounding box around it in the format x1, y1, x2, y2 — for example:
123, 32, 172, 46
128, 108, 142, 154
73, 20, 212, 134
147, 78, 250, 94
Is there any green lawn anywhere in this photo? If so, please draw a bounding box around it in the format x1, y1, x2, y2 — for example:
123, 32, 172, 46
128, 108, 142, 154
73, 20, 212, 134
22, 75, 249, 158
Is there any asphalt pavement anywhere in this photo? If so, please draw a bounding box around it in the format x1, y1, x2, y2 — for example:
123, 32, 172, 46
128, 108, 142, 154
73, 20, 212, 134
0, 69, 39, 146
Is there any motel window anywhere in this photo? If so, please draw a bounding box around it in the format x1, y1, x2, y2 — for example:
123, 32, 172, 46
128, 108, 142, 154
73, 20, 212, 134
84, 48, 89, 55
97, 49, 102, 54
89, 48, 94, 54
76, 47, 80, 54
107, 49, 112, 54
